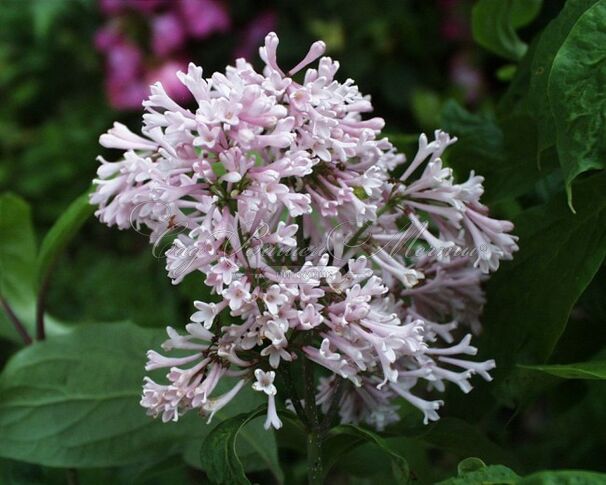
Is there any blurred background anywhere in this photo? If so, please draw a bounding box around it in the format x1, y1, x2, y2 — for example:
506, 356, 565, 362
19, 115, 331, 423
2, 0, 606, 483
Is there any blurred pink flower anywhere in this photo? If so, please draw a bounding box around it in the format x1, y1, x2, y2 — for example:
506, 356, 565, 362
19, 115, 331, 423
99, 0, 124, 15
96, 0, 233, 110
106, 41, 143, 83
103, 39, 147, 110
100, 0, 168, 14
151, 12, 187, 56
179, 0, 230, 39
94, 23, 123, 52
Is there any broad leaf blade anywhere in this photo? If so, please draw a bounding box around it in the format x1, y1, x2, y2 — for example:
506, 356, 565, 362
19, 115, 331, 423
478, 172, 606, 399
0, 194, 36, 309
529, 0, 605, 199
548, 1, 606, 199
0, 193, 37, 342
510, 0, 543, 28
0, 322, 262, 467
529, 0, 597, 153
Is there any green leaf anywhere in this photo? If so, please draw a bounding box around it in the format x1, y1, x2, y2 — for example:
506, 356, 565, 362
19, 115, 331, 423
438, 459, 519, 484
37, 188, 94, 289
457, 457, 487, 475
440, 101, 555, 203
472, 0, 540, 61
0, 194, 37, 309
547, 1, 606, 202
497, 64, 518, 82
529, 0, 595, 153
510, 0, 543, 28
185, 415, 283, 481
441, 461, 606, 485
478, 172, 606, 398
0, 194, 37, 342
30, 0, 68, 38
519, 470, 606, 484
521, 361, 606, 380
118, 456, 192, 485
0, 322, 262, 467
200, 407, 282, 485
324, 425, 410, 483
529, 0, 606, 201
410, 88, 441, 130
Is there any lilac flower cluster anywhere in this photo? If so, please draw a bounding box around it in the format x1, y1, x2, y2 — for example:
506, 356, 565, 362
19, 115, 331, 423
95, 0, 275, 109
91, 33, 518, 430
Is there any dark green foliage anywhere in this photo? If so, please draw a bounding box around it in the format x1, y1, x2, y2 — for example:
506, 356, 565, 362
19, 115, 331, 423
1, 1, 606, 483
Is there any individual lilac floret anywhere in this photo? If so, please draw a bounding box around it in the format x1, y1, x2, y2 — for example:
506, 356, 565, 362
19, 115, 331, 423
92, 33, 516, 431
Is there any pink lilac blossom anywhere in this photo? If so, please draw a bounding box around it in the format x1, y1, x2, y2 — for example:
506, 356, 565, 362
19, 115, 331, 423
92, 33, 517, 430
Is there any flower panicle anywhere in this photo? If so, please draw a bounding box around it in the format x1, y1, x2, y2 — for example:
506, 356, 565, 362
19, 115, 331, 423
93, 33, 517, 431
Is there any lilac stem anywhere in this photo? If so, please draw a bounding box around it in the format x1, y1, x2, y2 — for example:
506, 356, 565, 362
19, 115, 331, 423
0, 296, 32, 345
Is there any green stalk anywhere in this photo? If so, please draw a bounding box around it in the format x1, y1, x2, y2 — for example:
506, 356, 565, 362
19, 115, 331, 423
302, 354, 324, 484
306, 425, 324, 485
